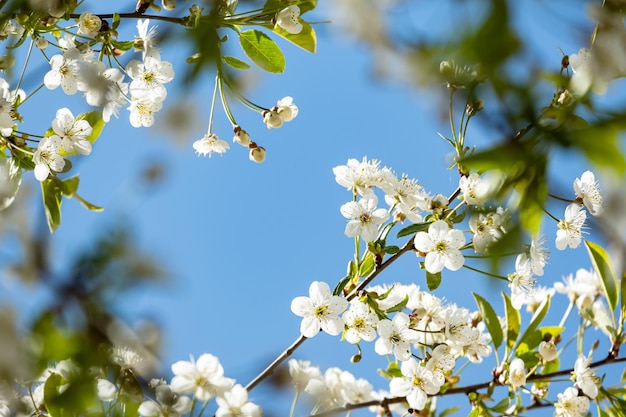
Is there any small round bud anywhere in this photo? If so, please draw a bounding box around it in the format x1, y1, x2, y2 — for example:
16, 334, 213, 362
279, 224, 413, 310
561, 55, 569, 69
350, 353, 361, 363
233, 126, 251, 147
35, 37, 48, 50
249, 144, 266, 163
162, 0, 176, 10
0, 54, 15, 70
262, 109, 283, 129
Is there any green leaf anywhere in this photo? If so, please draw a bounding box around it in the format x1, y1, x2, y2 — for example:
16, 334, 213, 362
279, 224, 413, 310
272, 21, 316, 53
74, 192, 104, 212
112, 12, 121, 30
43, 373, 64, 417
333, 275, 351, 296
385, 294, 409, 314
585, 240, 619, 312
384, 245, 400, 254
474, 293, 503, 349
239, 30, 285, 73
359, 252, 375, 277
223, 55, 251, 70
426, 270, 442, 291
397, 221, 431, 238
517, 296, 550, 351
503, 293, 520, 353
569, 125, 626, 174
262, 0, 317, 14
41, 178, 64, 233
110, 39, 135, 51
378, 362, 402, 379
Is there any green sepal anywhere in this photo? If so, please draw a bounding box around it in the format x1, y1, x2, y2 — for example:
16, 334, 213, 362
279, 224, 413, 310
474, 292, 503, 349
396, 221, 431, 238
426, 270, 442, 291
223, 55, 251, 70
585, 240, 619, 313
239, 30, 285, 73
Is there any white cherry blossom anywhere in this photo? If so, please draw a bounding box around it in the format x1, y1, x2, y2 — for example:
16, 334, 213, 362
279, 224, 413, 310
555, 203, 586, 250
51, 108, 92, 155
193, 133, 229, 157
342, 301, 379, 344
538, 340, 558, 362
389, 358, 443, 411
414, 220, 465, 273
554, 387, 590, 417
170, 354, 233, 401
508, 254, 536, 310
573, 356, 598, 399
290, 281, 348, 337
275, 5, 303, 34
44, 48, 82, 95
215, 384, 261, 417
127, 53, 174, 102
78, 61, 128, 122
333, 157, 382, 196
33, 136, 65, 181
276, 96, 298, 121
508, 358, 526, 390
574, 170, 603, 216
374, 312, 419, 361
340, 195, 389, 242
128, 98, 163, 128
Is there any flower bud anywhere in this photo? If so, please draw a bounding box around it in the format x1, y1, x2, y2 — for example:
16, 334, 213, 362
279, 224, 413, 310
350, 353, 361, 363
233, 126, 251, 147
0, 54, 15, 70
162, 0, 176, 10
538, 340, 558, 362
35, 37, 48, 50
262, 109, 283, 129
249, 143, 266, 163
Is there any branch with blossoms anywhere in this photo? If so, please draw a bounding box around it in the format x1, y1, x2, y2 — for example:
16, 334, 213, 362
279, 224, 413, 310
0, 0, 317, 230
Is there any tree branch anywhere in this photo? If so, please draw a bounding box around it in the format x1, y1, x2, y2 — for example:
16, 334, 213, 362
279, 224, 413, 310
245, 334, 307, 392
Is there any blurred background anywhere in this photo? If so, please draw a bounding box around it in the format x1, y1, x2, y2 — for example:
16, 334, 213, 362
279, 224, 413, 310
1, 0, 625, 416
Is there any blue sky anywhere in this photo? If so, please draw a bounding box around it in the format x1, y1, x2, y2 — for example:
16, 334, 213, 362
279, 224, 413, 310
1, 1, 623, 416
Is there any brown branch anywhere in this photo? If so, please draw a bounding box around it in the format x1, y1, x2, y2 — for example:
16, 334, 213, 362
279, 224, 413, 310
69, 12, 185, 24
304, 353, 626, 417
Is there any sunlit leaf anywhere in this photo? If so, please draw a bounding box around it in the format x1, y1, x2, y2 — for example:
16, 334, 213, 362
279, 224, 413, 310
426, 270, 442, 291
474, 293, 503, 349
239, 30, 285, 73
223, 55, 251, 70
503, 293, 520, 353
359, 252, 375, 277
41, 178, 63, 233
272, 21, 316, 53
585, 240, 619, 312
397, 221, 430, 238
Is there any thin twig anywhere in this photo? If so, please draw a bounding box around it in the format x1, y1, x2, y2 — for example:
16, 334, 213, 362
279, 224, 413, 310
245, 334, 307, 392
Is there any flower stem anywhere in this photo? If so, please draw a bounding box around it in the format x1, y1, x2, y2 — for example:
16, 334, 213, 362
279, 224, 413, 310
207, 75, 219, 134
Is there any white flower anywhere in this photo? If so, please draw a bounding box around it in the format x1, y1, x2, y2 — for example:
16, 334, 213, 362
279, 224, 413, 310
44, 49, 82, 95
128, 98, 163, 128
135, 19, 159, 58
78, 12, 102, 37
288, 359, 321, 392
569, 48, 609, 96
529, 235, 549, 276
170, 354, 234, 401
508, 254, 536, 310
573, 356, 598, 399
249, 146, 266, 163
574, 171, 603, 216
414, 220, 465, 273
538, 340, 558, 362
340, 195, 389, 242
193, 133, 230, 157
459, 173, 490, 206
78, 61, 128, 122
469, 207, 508, 253
462, 325, 492, 363
51, 108, 93, 155
374, 312, 419, 361
276, 96, 298, 121
290, 281, 348, 337
275, 5, 303, 34
554, 387, 590, 417
333, 157, 382, 196
554, 268, 602, 311
556, 203, 586, 250
426, 344, 455, 381
342, 301, 379, 344
389, 358, 442, 411
33, 136, 65, 181
139, 381, 192, 417
127, 53, 174, 102
96, 379, 117, 401
215, 384, 261, 417
508, 358, 526, 390
381, 171, 429, 212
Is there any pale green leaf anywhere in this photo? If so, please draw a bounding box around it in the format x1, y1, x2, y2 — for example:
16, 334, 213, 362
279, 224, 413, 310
223, 55, 251, 70
474, 293, 503, 349
272, 21, 316, 53
585, 240, 619, 312
426, 270, 442, 291
503, 292, 520, 353
239, 30, 285, 73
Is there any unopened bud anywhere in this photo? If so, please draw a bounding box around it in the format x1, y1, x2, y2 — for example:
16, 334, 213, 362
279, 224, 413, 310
465, 98, 484, 116
233, 126, 250, 146
35, 37, 48, 50
0, 54, 15, 70
78, 12, 102, 37
262, 109, 283, 129
162, 0, 176, 10
350, 353, 361, 363
561, 55, 569, 69
249, 143, 266, 163
538, 340, 558, 362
